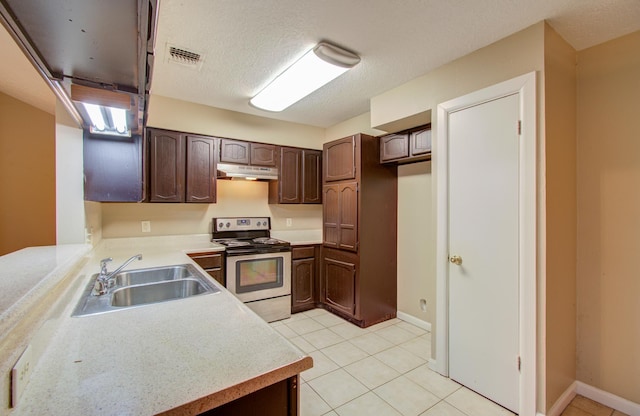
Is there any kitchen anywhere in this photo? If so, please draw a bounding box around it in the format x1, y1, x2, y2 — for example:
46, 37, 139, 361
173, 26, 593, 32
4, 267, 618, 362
1, 1, 640, 415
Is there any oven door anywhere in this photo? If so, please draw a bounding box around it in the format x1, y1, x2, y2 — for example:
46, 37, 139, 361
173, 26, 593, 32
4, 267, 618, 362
226, 251, 291, 303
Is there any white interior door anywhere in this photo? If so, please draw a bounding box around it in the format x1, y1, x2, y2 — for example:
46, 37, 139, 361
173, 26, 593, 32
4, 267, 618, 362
448, 93, 520, 413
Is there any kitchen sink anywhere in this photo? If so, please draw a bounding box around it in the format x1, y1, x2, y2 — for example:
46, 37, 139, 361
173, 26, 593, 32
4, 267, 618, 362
72, 264, 219, 317
114, 265, 193, 286
111, 279, 208, 307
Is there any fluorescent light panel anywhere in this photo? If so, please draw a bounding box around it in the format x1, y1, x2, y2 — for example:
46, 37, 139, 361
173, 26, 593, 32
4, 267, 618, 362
83, 103, 106, 131
250, 42, 360, 112
82, 103, 130, 137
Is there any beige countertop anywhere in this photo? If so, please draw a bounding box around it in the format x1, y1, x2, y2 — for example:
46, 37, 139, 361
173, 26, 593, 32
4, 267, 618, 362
270, 229, 322, 245
7, 235, 312, 415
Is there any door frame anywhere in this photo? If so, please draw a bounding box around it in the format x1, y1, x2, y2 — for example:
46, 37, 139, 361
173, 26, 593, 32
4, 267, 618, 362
433, 71, 537, 415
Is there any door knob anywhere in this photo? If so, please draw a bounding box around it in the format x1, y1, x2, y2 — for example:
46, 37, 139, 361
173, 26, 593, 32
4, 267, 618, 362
449, 255, 463, 265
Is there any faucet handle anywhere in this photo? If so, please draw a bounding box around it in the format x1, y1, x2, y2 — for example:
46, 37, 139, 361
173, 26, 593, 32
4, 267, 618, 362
99, 257, 112, 275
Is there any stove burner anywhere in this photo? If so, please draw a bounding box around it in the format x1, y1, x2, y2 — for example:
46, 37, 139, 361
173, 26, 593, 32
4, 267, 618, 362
253, 237, 284, 245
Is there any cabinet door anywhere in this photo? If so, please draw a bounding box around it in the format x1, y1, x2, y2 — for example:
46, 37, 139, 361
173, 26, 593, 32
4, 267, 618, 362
279, 147, 302, 203
410, 128, 432, 156
84, 131, 143, 202
220, 139, 250, 164
250, 143, 277, 166
380, 133, 409, 162
148, 129, 185, 202
323, 256, 356, 316
324, 136, 356, 182
186, 136, 216, 203
338, 182, 358, 252
302, 150, 322, 204
323, 184, 340, 248
292, 257, 315, 312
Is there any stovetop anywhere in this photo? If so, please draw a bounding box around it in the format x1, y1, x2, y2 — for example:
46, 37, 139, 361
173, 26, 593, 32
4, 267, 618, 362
211, 217, 291, 254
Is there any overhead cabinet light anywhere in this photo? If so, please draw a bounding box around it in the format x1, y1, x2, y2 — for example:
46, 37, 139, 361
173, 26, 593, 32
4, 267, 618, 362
250, 42, 360, 112
72, 84, 132, 137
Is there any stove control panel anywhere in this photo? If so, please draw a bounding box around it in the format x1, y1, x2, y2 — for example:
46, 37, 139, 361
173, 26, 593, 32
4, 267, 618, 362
214, 217, 270, 232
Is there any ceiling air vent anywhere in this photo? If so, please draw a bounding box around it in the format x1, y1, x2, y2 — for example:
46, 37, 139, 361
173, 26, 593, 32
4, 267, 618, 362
167, 45, 204, 69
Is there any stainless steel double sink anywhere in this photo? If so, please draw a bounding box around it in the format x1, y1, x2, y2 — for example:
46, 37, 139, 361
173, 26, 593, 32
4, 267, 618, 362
72, 264, 220, 317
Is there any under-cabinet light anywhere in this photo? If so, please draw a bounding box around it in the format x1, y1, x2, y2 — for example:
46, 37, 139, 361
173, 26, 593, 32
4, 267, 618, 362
250, 42, 360, 112
82, 103, 106, 131
110, 107, 128, 134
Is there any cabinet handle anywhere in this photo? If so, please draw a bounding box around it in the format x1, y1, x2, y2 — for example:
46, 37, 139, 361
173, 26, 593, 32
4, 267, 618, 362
449, 255, 462, 265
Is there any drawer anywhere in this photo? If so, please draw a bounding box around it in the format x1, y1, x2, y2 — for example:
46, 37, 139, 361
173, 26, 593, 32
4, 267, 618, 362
189, 252, 223, 269
292, 246, 315, 260
206, 269, 224, 286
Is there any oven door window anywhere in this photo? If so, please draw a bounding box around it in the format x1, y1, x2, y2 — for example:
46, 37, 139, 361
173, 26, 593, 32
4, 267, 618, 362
236, 257, 283, 293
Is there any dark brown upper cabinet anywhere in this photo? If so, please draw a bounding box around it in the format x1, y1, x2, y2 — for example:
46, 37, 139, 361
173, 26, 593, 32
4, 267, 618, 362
185, 136, 217, 202
324, 135, 356, 182
380, 124, 431, 165
220, 139, 276, 167
250, 143, 277, 166
269, 147, 322, 204
84, 131, 144, 202
147, 128, 216, 203
220, 139, 250, 164
303, 150, 322, 203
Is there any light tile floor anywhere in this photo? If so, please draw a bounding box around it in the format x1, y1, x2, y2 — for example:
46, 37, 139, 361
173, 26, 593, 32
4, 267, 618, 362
560, 395, 629, 416
270, 308, 516, 416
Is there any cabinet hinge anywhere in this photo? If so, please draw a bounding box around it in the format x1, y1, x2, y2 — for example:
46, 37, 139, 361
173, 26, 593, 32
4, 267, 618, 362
517, 120, 522, 135
517, 356, 521, 372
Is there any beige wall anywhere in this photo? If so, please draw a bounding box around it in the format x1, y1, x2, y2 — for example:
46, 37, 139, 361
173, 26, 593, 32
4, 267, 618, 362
368, 22, 575, 412
102, 180, 322, 237
0, 92, 56, 255
576, 30, 640, 404
543, 23, 578, 410
148, 95, 325, 149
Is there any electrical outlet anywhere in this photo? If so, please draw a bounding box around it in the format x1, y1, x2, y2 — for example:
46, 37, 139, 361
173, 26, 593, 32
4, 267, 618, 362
286, 218, 292, 227
11, 344, 33, 407
141, 221, 151, 233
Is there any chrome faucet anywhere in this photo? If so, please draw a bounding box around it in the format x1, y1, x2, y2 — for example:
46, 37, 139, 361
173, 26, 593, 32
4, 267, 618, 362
92, 254, 143, 296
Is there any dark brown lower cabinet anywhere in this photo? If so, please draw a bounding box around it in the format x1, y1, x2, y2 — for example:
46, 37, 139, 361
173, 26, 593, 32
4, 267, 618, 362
291, 245, 319, 313
187, 251, 225, 286
321, 248, 357, 318
200, 375, 299, 416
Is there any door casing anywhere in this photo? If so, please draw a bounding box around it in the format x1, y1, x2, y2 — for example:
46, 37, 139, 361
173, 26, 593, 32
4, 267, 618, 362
434, 71, 537, 415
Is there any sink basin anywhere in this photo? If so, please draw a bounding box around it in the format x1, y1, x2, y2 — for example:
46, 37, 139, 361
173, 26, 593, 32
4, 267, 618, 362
111, 279, 208, 307
72, 264, 220, 317
114, 265, 192, 286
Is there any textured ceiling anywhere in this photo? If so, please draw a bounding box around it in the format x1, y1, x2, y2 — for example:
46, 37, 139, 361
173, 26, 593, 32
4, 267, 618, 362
151, 0, 640, 127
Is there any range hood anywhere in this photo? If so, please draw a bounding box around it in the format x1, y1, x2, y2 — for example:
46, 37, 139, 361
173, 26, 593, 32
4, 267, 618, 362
217, 163, 279, 181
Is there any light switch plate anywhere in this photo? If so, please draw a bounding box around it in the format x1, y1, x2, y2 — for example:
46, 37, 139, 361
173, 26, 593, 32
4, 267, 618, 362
11, 344, 33, 407
141, 221, 151, 233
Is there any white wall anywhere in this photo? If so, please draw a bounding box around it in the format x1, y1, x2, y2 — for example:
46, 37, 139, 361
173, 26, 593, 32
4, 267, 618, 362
55, 101, 85, 244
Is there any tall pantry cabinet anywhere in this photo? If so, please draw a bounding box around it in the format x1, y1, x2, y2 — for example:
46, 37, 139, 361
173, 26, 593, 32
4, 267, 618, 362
321, 133, 398, 327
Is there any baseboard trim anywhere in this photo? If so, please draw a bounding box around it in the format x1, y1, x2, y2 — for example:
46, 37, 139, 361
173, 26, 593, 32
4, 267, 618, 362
542, 380, 640, 416
427, 358, 440, 373
396, 311, 432, 332
546, 381, 577, 416
576, 381, 640, 415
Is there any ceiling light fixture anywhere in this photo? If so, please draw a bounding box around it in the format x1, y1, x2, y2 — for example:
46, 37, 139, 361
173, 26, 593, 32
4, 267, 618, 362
250, 42, 360, 112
